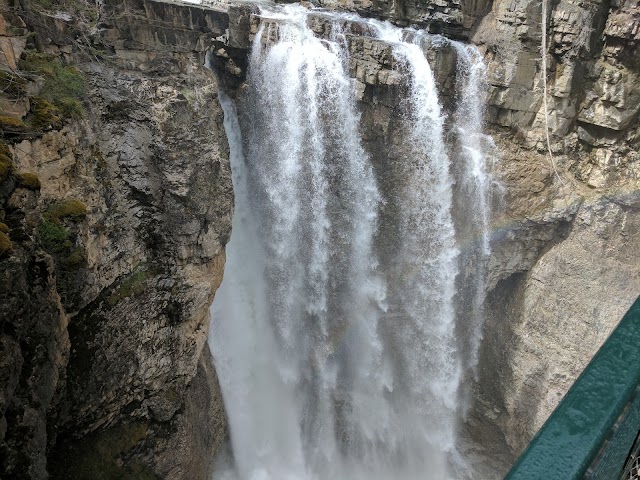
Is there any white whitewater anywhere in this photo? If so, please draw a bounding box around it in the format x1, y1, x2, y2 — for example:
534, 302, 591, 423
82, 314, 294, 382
367, 21, 462, 470
210, 5, 492, 480
450, 43, 494, 388
453, 44, 491, 261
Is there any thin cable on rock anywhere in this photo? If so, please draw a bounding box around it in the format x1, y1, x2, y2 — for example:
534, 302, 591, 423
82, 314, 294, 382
540, 0, 564, 186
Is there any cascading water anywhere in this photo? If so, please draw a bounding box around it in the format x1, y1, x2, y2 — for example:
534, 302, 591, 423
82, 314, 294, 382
209, 5, 494, 479
453, 44, 491, 263
450, 43, 495, 393
366, 20, 462, 469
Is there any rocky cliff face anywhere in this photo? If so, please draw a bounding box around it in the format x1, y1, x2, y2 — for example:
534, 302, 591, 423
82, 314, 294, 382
468, 0, 640, 461
0, 0, 231, 477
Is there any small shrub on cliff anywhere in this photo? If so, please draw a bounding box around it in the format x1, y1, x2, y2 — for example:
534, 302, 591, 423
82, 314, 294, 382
16, 172, 41, 190
0, 71, 27, 98
65, 246, 86, 267
39, 200, 88, 277
18, 51, 56, 76
0, 231, 13, 257
42, 64, 85, 118
0, 223, 9, 234
28, 0, 55, 11
106, 270, 149, 306
38, 219, 70, 252
44, 199, 87, 223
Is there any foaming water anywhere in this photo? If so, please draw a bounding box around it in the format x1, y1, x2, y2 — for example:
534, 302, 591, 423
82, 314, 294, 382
209, 5, 494, 479
369, 19, 462, 468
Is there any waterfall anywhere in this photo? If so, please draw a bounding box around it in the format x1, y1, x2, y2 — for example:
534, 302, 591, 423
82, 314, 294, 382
209, 5, 493, 479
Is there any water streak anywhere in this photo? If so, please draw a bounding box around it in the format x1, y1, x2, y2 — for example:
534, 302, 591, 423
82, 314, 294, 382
451, 42, 494, 387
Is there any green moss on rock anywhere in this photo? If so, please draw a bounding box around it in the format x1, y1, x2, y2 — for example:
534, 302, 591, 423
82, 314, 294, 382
0, 115, 28, 134
0, 142, 12, 158
94, 148, 107, 170
0, 231, 13, 257
44, 199, 87, 223
0, 223, 9, 233
16, 172, 41, 190
49, 421, 158, 480
0, 150, 14, 182
106, 270, 150, 307
30, 97, 63, 130
164, 386, 180, 403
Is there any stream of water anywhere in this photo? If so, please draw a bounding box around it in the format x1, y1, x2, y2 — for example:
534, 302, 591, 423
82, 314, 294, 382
209, 5, 493, 479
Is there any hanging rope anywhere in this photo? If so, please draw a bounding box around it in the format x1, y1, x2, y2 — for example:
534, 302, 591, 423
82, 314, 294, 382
540, 0, 564, 185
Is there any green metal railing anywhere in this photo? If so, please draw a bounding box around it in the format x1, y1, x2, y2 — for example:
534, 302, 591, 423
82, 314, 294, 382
505, 296, 640, 480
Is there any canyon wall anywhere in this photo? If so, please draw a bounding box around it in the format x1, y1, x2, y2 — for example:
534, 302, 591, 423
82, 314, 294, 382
468, 0, 640, 459
0, 0, 235, 477
0, 0, 638, 478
